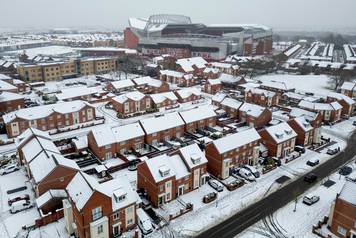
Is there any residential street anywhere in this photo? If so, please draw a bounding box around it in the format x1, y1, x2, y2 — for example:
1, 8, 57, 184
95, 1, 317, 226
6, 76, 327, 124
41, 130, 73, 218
197, 131, 356, 238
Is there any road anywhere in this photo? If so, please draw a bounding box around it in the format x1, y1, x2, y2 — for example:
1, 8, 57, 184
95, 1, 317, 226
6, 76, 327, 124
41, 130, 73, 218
197, 131, 356, 238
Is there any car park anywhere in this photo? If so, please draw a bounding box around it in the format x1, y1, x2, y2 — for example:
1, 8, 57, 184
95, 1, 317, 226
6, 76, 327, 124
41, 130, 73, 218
242, 165, 260, 178
339, 166, 353, 176
0, 164, 19, 175
137, 208, 153, 235
10, 200, 32, 214
238, 168, 256, 182
208, 179, 224, 192
8, 194, 30, 206
304, 173, 317, 183
303, 194, 320, 205
306, 157, 319, 167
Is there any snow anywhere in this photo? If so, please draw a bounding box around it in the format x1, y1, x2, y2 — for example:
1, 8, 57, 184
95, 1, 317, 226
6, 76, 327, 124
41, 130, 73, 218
5, 45, 76, 58
221, 97, 243, 109
239, 102, 267, 117
112, 91, 145, 103
160, 70, 184, 78
328, 92, 355, 105
109, 79, 135, 90
218, 73, 240, 84
264, 122, 297, 144
36, 189, 67, 209
293, 116, 313, 132
298, 100, 342, 111
207, 79, 221, 85
338, 181, 356, 205
139, 112, 185, 135
56, 85, 105, 101
176, 57, 207, 72
0, 91, 24, 102
340, 81, 355, 91
212, 128, 261, 154
21, 136, 60, 163
175, 87, 201, 99
150, 92, 177, 104
0, 79, 17, 91
178, 143, 208, 169
132, 76, 163, 87
179, 105, 216, 124
283, 44, 301, 57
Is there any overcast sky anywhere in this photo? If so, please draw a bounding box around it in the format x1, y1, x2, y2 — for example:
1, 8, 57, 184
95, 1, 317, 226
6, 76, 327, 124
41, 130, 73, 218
1, 0, 355, 32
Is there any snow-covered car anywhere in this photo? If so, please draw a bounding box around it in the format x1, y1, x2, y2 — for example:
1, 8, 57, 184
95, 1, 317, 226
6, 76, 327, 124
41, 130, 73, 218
303, 194, 320, 206
306, 157, 319, 167
327, 148, 339, 155
208, 179, 224, 192
238, 168, 256, 182
339, 166, 353, 176
304, 173, 317, 183
10, 200, 32, 214
0, 164, 19, 175
242, 165, 260, 178
137, 208, 153, 235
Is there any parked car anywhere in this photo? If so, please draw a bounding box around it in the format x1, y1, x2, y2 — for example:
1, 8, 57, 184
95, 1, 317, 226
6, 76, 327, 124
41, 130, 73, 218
346, 171, 356, 182
226, 178, 245, 191
295, 145, 306, 153
272, 157, 282, 167
303, 194, 320, 206
202, 192, 217, 203
306, 157, 319, 167
208, 179, 224, 192
0, 164, 19, 175
327, 148, 339, 155
238, 168, 256, 182
8, 194, 30, 206
242, 165, 260, 178
137, 208, 153, 235
339, 166, 353, 176
304, 173, 317, 183
10, 200, 32, 214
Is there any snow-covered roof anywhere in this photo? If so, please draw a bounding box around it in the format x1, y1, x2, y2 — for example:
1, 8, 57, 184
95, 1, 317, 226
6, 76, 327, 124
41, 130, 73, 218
72, 136, 88, 150
91, 122, 145, 147
179, 143, 208, 169
328, 92, 355, 105
293, 117, 313, 132
289, 107, 318, 121
176, 57, 207, 72
22, 136, 60, 163
0, 91, 24, 102
212, 128, 261, 154
203, 67, 219, 74
36, 189, 67, 208
340, 81, 356, 91
15, 127, 52, 148
246, 88, 276, 97
109, 80, 135, 90
218, 73, 240, 84
3, 100, 92, 123
298, 100, 342, 111
211, 62, 232, 69
56, 86, 105, 101
112, 91, 146, 104
0, 79, 17, 92
140, 112, 185, 134
283, 92, 305, 101
132, 76, 162, 87
179, 105, 216, 124
207, 79, 221, 86
150, 92, 177, 104
339, 181, 356, 205
238, 82, 260, 89
175, 87, 201, 99
283, 44, 301, 57
261, 80, 294, 91
264, 122, 297, 144
160, 69, 184, 78
0, 74, 12, 80
239, 102, 268, 117
212, 93, 227, 103
221, 97, 243, 109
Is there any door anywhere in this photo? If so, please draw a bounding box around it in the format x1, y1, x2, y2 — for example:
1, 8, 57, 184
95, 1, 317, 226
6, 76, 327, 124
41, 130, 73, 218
178, 186, 184, 196
158, 194, 164, 206
165, 181, 172, 202
112, 223, 120, 237
11, 122, 20, 136
193, 169, 200, 189
222, 159, 231, 179
73, 112, 79, 124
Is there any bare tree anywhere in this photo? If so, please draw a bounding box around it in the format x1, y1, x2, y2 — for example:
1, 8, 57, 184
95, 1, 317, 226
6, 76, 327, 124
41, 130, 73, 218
330, 70, 352, 91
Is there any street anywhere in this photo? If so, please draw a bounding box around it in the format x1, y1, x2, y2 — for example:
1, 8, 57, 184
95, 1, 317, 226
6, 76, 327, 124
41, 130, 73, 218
197, 131, 356, 238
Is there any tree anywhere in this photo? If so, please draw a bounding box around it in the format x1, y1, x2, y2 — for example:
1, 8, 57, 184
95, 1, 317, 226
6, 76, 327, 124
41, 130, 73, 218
330, 70, 352, 91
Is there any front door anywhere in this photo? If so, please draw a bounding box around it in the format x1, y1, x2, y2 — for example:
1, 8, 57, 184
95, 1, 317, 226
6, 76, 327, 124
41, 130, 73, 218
193, 169, 200, 189
178, 186, 184, 196
158, 194, 164, 206
112, 223, 120, 237
73, 112, 79, 124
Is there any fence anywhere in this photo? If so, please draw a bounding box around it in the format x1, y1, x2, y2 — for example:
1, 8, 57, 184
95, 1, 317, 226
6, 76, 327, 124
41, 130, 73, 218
35, 209, 64, 227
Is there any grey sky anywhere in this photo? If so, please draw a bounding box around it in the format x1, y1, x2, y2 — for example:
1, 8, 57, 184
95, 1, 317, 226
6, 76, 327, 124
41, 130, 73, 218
1, 0, 355, 32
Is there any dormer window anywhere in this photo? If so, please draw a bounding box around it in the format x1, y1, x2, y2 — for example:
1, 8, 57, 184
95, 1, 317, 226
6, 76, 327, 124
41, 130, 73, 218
113, 188, 127, 202
190, 154, 201, 165
275, 133, 284, 139
284, 130, 292, 135
159, 165, 170, 177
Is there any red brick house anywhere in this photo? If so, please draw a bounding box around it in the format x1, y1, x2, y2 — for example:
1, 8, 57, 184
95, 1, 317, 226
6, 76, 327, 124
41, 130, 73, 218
137, 143, 208, 207
238, 102, 272, 128
149, 92, 178, 109
210, 62, 239, 75
106, 80, 135, 93
174, 88, 202, 103
259, 122, 297, 159
211, 93, 227, 107
298, 100, 342, 123
176, 57, 207, 77
328, 181, 356, 238
65, 172, 138, 238
205, 128, 261, 179
287, 117, 314, 147
56, 86, 109, 103
203, 67, 219, 79
0, 79, 18, 93
179, 106, 217, 133
244, 88, 279, 107
132, 76, 169, 94
16, 128, 79, 196
220, 97, 243, 118
204, 79, 222, 94
0, 91, 25, 114
3, 100, 96, 138
327, 92, 355, 117
139, 112, 185, 145
260, 81, 295, 95
110, 91, 151, 117
88, 123, 145, 160
159, 70, 184, 84
340, 81, 356, 98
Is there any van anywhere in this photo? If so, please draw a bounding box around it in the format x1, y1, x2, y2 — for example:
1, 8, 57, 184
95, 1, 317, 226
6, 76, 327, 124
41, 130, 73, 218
10, 200, 32, 214
137, 208, 153, 235
0, 164, 19, 175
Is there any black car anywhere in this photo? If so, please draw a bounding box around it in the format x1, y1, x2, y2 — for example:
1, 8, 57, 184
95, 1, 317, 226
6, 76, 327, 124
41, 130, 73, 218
295, 145, 306, 154
304, 173, 317, 183
339, 166, 353, 176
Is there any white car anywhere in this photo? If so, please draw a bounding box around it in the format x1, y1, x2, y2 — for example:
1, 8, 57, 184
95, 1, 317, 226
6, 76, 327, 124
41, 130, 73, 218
0, 164, 19, 175
137, 208, 153, 235
10, 200, 32, 214
238, 168, 256, 181
303, 194, 320, 206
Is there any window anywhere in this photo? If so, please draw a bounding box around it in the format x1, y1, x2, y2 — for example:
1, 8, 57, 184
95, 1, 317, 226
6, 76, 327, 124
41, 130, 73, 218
105, 145, 111, 149
92, 207, 102, 221
159, 185, 163, 192
97, 225, 103, 234
113, 212, 120, 221
337, 226, 347, 236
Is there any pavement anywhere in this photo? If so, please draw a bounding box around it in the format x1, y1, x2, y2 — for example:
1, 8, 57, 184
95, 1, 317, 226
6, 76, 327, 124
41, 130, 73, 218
197, 131, 356, 238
